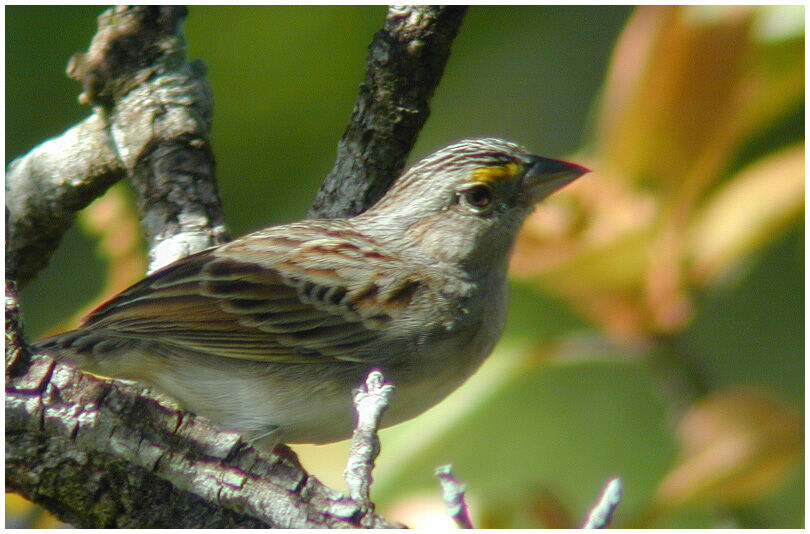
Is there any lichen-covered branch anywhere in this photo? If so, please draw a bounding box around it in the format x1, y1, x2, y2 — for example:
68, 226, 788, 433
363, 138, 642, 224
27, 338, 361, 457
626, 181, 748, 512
308, 5, 467, 218
344, 370, 395, 518
5, 115, 126, 286
67, 5, 229, 272
5, 6, 228, 286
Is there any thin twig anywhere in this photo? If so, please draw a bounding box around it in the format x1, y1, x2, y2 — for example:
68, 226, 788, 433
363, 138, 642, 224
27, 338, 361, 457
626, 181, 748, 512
581, 477, 623, 529
435, 464, 474, 529
344, 369, 395, 512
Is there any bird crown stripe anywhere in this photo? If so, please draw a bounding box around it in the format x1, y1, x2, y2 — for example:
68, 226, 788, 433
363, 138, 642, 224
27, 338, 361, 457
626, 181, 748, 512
392, 138, 528, 190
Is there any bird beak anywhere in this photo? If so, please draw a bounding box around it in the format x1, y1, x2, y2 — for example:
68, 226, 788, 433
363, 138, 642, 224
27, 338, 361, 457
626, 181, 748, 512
522, 155, 590, 204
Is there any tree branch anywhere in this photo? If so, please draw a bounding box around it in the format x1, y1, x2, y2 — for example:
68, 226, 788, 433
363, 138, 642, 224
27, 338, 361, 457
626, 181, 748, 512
308, 5, 467, 218
581, 477, 623, 529
344, 370, 395, 512
435, 464, 474, 529
5, 114, 126, 287
5, 6, 228, 287
66, 5, 229, 272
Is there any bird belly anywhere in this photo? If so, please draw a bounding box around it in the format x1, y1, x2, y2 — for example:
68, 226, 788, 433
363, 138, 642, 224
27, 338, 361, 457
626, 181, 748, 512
145, 353, 362, 445
143, 327, 501, 447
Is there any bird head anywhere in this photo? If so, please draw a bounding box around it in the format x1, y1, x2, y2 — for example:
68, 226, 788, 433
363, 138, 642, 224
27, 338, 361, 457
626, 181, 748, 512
360, 138, 589, 274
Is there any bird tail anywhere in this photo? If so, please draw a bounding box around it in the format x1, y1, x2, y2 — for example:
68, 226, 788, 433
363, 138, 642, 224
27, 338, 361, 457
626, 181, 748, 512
30, 329, 124, 376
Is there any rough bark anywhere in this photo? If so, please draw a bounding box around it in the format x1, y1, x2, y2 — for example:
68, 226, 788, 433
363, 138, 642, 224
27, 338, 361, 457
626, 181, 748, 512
5, 115, 126, 286
5, 6, 228, 286
308, 5, 467, 218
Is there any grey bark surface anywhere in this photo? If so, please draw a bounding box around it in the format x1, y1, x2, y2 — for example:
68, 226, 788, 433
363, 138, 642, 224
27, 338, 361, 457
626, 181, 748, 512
6, 7, 228, 286
6, 4, 465, 528
309, 5, 467, 218
5, 115, 126, 286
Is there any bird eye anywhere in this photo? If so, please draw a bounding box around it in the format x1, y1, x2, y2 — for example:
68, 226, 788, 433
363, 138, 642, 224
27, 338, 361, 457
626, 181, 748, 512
461, 184, 494, 213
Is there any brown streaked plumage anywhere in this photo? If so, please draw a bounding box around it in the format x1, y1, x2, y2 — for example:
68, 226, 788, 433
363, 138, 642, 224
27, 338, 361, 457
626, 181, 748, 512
32, 138, 588, 446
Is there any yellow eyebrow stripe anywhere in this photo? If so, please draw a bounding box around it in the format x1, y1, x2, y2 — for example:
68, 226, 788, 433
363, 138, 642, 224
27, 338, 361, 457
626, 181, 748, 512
471, 162, 522, 184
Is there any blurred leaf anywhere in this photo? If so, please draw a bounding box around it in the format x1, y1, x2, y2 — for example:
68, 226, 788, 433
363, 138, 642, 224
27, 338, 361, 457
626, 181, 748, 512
513, 178, 657, 292
511, 5, 803, 340
742, 8, 805, 141
595, 6, 753, 187
653, 388, 802, 508
672, 222, 804, 401
688, 144, 804, 282
528, 486, 575, 528
72, 183, 147, 328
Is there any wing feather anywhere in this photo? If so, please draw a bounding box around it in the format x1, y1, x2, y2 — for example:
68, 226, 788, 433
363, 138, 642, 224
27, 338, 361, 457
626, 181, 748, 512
74, 226, 423, 364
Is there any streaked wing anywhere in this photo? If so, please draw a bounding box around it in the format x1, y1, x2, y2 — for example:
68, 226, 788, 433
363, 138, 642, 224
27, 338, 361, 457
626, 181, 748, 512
79, 223, 421, 364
